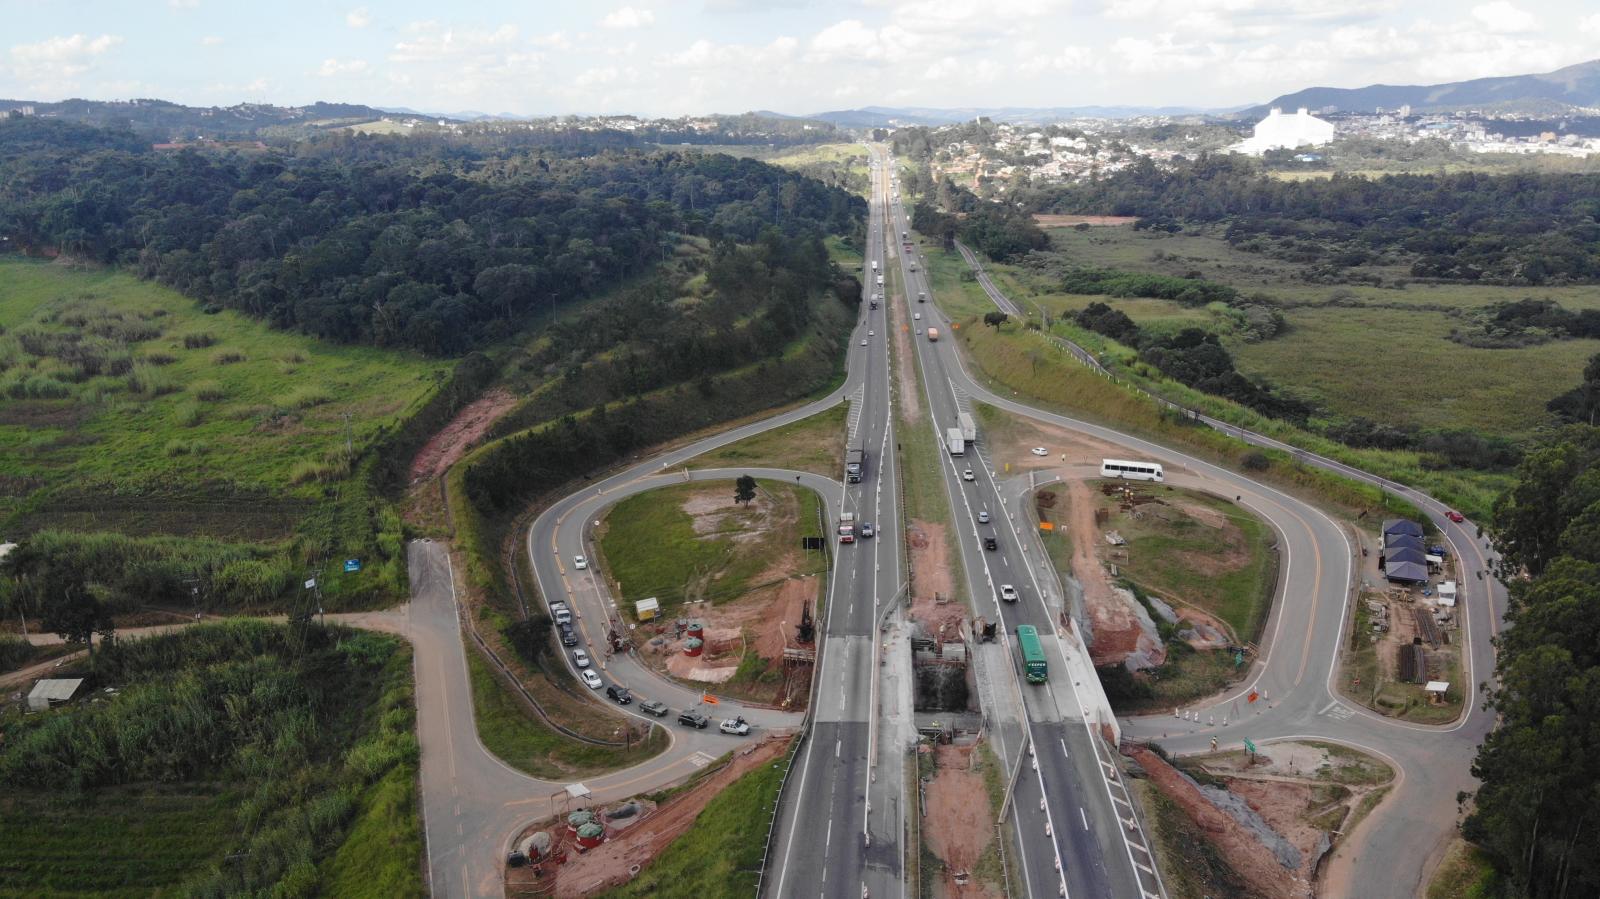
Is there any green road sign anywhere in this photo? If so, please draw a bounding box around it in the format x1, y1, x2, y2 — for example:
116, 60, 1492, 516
1234, 650, 1244, 668
1244, 738, 1257, 753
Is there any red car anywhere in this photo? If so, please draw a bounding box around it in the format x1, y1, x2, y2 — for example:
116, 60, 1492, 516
1446, 510, 1465, 523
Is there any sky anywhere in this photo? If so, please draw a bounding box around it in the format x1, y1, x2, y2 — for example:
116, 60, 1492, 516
4, 1, 1600, 116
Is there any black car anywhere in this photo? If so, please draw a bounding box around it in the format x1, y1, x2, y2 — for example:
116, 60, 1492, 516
559, 624, 578, 647
678, 711, 709, 729
639, 699, 669, 717
984, 536, 998, 551
606, 685, 632, 705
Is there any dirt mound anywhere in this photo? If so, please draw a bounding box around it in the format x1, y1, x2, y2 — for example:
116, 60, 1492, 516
923, 744, 1004, 898
888, 286, 922, 423
408, 388, 517, 483
1060, 479, 1163, 668
1130, 747, 1309, 899
514, 735, 792, 898
907, 520, 962, 633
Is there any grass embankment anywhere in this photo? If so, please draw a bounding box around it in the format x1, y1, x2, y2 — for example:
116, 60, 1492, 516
950, 225, 1585, 515
597, 736, 794, 899
1098, 487, 1276, 642
465, 648, 667, 779
597, 479, 826, 612
1427, 838, 1503, 899
0, 620, 422, 897
1134, 780, 1265, 899
689, 402, 849, 477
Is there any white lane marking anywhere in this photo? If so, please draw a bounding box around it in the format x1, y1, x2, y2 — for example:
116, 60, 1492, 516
836, 739, 842, 758
1081, 807, 1089, 830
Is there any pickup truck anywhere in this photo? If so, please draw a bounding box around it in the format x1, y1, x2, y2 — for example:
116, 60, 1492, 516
719, 716, 751, 736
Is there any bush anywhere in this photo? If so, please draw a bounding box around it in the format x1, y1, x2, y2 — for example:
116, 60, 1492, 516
191, 380, 226, 401
183, 333, 217, 349
211, 350, 246, 365
1241, 451, 1271, 471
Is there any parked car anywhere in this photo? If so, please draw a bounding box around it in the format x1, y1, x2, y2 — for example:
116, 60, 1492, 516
581, 669, 603, 689
860, 522, 875, 538
978, 510, 990, 524
573, 555, 588, 570
719, 716, 751, 736
1447, 510, 1465, 523
962, 468, 975, 482
605, 685, 632, 705
1030, 447, 1048, 457
572, 649, 590, 668
999, 584, 1019, 602
639, 699, 669, 717
678, 711, 710, 729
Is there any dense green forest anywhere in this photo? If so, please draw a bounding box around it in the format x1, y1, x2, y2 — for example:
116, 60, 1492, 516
0, 118, 863, 355
1467, 425, 1600, 897
1028, 155, 1600, 286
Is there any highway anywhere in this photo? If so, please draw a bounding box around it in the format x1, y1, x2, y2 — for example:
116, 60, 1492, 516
765, 147, 906, 899
939, 216, 1505, 897
881, 153, 1160, 899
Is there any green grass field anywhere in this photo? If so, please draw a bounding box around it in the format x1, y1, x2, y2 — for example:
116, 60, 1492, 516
1010, 226, 1600, 438
689, 402, 849, 477
0, 788, 238, 897
1427, 839, 1503, 899
465, 646, 668, 779
1096, 486, 1276, 641
599, 738, 794, 899
0, 257, 441, 536
596, 479, 826, 614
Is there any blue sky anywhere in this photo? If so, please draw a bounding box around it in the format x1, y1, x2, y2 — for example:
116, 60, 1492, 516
4, 1, 1600, 115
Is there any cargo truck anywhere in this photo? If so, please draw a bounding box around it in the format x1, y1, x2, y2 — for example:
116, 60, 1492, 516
845, 447, 865, 483
871, 260, 879, 272
958, 412, 977, 444
946, 427, 965, 456
927, 327, 939, 342
875, 275, 884, 288
838, 512, 856, 543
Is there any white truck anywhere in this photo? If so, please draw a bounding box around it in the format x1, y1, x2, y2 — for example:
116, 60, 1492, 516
838, 512, 856, 544
871, 260, 879, 272
875, 274, 884, 288
958, 412, 977, 444
946, 428, 965, 456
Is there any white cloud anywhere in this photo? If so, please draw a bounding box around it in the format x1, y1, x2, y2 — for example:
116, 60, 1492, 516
1471, 1, 1539, 34
317, 58, 370, 76
1582, 13, 1600, 36
574, 66, 620, 87
9, 33, 124, 88
805, 19, 922, 64
600, 6, 655, 29
533, 31, 572, 50
663, 35, 797, 69
1020, 45, 1096, 73
385, 22, 541, 99
200, 35, 224, 47
390, 22, 519, 63
346, 7, 371, 28
1109, 33, 1222, 73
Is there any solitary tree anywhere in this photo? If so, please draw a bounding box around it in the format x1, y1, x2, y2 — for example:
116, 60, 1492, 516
42, 579, 113, 664
734, 475, 758, 506
984, 311, 1010, 330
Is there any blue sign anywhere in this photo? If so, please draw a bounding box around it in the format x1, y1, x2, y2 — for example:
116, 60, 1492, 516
344, 558, 362, 572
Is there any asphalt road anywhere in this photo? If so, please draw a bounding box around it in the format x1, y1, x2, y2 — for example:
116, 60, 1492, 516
944, 227, 1504, 897
765, 147, 907, 899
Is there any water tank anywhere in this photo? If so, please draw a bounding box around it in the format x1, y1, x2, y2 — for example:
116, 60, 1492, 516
576, 822, 605, 848
684, 637, 704, 657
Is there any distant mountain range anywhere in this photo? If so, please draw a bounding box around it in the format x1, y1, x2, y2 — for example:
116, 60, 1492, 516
1248, 58, 1600, 116
0, 97, 411, 138
796, 104, 1226, 127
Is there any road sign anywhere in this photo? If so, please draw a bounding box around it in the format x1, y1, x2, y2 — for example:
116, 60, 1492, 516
1247, 689, 1259, 703
344, 558, 362, 572
1244, 738, 1257, 753
304, 578, 316, 590
701, 693, 720, 705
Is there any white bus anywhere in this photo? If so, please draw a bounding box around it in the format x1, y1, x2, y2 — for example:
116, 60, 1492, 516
1101, 459, 1164, 482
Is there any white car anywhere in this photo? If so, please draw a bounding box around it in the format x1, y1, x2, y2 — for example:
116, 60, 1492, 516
868, 330, 875, 337
999, 584, 1019, 602
581, 669, 603, 689
962, 469, 975, 482
1030, 447, 1048, 457
572, 649, 590, 668
914, 312, 922, 320
860, 338, 868, 346
719, 717, 751, 736
978, 510, 990, 524
573, 555, 588, 570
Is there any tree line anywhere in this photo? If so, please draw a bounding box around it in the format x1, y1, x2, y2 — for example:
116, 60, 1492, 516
1029, 154, 1600, 286
0, 119, 864, 355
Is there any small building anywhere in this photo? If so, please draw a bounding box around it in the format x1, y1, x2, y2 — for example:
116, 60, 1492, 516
1231, 107, 1335, 156
27, 678, 83, 712
1437, 581, 1457, 607
1383, 519, 1424, 540
634, 597, 660, 622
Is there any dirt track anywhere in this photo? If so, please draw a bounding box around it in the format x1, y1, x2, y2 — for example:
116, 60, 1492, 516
407, 388, 517, 483
922, 744, 1003, 898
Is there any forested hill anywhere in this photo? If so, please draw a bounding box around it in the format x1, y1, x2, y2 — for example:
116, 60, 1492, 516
0, 119, 865, 355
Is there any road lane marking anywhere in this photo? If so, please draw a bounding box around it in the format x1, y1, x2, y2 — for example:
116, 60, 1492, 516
1080, 807, 1089, 830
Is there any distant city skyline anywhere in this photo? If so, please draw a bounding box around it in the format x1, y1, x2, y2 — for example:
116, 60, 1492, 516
4, 1, 1600, 117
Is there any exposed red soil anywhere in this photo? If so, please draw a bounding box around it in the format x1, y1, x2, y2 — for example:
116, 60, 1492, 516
1061, 479, 1161, 667
922, 744, 1004, 898
407, 388, 517, 483
888, 272, 922, 424
907, 520, 963, 635
1032, 214, 1139, 227
518, 734, 792, 898
1130, 747, 1309, 899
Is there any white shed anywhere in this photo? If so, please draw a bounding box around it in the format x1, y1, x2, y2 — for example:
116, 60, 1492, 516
27, 678, 83, 712
1437, 581, 1457, 607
